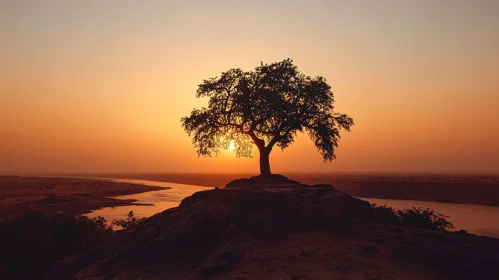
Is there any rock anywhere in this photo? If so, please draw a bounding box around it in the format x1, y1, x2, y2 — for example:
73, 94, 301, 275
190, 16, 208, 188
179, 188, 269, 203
360, 245, 380, 254
199, 249, 243, 277
248, 211, 287, 240
225, 174, 304, 188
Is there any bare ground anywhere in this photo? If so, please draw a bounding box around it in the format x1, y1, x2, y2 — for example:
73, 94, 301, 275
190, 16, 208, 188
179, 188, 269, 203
0, 176, 165, 220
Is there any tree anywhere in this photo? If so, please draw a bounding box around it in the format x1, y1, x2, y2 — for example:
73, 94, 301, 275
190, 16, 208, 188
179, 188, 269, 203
181, 59, 354, 176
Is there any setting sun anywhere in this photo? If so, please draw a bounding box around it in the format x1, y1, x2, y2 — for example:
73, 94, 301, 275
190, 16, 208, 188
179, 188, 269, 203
228, 140, 236, 152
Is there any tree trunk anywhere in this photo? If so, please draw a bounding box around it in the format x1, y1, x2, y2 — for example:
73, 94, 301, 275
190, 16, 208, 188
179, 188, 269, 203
259, 148, 271, 176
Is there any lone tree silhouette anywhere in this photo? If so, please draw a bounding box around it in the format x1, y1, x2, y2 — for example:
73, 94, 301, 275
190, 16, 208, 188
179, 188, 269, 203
181, 59, 354, 176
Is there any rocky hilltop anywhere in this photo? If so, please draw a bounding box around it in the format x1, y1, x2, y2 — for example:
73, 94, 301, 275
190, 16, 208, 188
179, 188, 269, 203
47, 175, 499, 280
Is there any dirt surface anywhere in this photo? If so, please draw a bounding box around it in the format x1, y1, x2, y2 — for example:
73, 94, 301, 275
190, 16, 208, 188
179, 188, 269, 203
74, 173, 499, 206
0, 176, 164, 219
46, 175, 499, 280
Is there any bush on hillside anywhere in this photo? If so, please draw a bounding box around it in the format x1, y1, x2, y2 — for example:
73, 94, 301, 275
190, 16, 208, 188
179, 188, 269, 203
0, 212, 113, 279
111, 211, 146, 230
370, 204, 453, 231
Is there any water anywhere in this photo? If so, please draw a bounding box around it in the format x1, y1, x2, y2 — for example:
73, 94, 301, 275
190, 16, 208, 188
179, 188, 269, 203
87, 179, 214, 220
87, 178, 499, 238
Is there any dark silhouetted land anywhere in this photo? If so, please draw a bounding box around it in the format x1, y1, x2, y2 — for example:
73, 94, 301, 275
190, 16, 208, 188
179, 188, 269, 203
44, 175, 499, 280
1, 175, 498, 279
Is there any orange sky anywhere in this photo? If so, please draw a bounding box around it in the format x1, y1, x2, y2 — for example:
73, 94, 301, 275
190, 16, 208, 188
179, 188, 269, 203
1, 1, 498, 174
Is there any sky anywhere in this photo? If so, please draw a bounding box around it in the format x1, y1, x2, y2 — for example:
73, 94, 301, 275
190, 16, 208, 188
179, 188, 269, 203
1, 0, 498, 175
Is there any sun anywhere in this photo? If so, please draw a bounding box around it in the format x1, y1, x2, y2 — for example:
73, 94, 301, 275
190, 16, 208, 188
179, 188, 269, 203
228, 140, 236, 151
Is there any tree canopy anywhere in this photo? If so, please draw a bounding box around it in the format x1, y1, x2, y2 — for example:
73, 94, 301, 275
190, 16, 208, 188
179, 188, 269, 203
181, 58, 354, 175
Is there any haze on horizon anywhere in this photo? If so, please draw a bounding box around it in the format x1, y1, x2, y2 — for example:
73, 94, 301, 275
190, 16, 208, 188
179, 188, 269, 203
1, 0, 498, 175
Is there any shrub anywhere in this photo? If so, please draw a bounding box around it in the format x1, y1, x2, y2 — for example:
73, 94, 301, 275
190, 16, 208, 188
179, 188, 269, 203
111, 211, 145, 230
370, 204, 453, 231
0, 212, 113, 279
397, 207, 453, 231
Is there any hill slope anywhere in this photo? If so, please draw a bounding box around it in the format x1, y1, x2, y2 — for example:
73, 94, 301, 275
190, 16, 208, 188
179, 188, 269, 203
46, 175, 499, 280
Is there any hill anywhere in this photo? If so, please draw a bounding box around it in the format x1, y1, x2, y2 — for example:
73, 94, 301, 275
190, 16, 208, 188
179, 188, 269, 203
46, 175, 499, 280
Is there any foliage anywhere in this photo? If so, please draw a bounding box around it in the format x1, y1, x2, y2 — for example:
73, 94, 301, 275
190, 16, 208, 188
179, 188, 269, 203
397, 207, 453, 231
370, 204, 454, 231
181, 59, 354, 174
0, 212, 113, 279
111, 210, 145, 230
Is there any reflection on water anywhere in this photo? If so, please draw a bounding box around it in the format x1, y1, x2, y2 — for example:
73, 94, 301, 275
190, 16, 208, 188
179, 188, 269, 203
87, 178, 499, 239
361, 197, 499, 238
86, 179, 214, 220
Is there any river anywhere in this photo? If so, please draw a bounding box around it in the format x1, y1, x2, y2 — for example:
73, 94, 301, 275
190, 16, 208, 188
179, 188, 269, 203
86, 178, 499, 238
87, 179, 214, 220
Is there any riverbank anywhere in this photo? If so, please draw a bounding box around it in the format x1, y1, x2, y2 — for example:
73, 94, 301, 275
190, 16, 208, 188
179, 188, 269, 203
0, 176, 165, 220
67, 173, 499, 206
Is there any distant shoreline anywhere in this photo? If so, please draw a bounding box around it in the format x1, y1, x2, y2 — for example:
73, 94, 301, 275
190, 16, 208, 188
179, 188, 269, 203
15, 171, 499, 178
2, 174, 499, 209
36, 173, 499, 207
0, 176, 164, 220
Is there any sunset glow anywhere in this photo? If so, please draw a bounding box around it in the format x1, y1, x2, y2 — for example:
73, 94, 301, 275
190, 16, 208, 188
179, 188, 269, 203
1, 1, 498, 175
228, 141, 236, 152
1, 2, 499, 278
